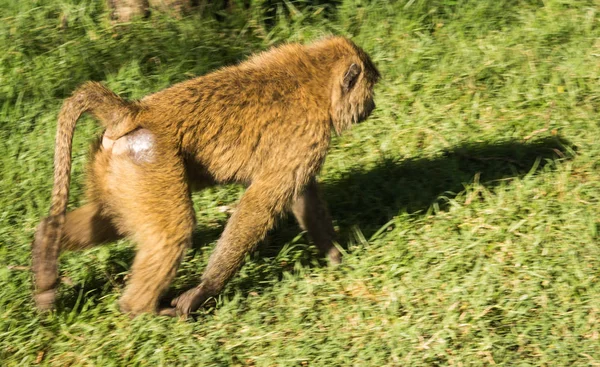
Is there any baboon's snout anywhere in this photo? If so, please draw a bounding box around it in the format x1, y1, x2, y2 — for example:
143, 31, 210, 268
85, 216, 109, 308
360, 99, 376, 122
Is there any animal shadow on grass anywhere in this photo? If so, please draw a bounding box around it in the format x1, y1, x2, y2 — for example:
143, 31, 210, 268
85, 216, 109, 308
56, 136, 573, 315
325, 136, 574, 241
216, 136, 573, 302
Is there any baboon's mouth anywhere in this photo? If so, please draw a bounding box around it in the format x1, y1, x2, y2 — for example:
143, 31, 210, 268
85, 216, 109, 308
366, 99, 376, 116
357, 100, 376, 123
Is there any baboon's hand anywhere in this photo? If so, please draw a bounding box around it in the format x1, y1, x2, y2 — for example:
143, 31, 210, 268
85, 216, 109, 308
157, 307, 178, 318
167, 286, 209, 318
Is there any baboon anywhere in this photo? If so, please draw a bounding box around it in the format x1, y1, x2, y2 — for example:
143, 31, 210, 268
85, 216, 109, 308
32, 36, 380, 317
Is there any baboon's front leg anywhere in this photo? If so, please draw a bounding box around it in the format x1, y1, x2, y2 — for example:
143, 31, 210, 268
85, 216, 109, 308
166, 179, 294, 317
292, 179, 342, 265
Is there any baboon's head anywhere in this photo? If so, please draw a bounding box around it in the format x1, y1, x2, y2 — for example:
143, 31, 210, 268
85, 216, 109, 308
329, 39, 380, 134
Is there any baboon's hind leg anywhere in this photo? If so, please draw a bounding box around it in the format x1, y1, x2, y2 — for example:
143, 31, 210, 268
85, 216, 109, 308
61, 203, 122, 251
32, 203, 121, 311
104, 134, 196, 316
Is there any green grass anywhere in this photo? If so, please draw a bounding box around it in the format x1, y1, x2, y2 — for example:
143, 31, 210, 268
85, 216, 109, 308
1, 0, 599, 365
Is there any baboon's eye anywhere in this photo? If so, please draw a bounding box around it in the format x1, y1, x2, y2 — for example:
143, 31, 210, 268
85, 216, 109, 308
342, 63, 362, 92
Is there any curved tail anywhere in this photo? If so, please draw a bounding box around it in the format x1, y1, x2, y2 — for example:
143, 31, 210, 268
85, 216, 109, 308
32, 82, 132, 310
50, 81, 132, 217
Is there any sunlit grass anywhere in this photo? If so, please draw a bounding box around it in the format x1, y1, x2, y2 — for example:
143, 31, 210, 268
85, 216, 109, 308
1, 0, 599, 365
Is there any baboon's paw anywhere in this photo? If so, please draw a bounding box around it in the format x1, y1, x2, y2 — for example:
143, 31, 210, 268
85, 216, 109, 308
328, 247, 342, 266
157, 307, 191, 320
34, 289, 56, 313
170, 286, 209, 317
118, 296, 157, 318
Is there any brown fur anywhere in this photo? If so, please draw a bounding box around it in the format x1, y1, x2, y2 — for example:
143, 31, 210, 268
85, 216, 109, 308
32, 36, 380, 317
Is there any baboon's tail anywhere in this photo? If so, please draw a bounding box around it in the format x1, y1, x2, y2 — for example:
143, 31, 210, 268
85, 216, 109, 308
49, 82, 130, 217
32, 82, 131, 311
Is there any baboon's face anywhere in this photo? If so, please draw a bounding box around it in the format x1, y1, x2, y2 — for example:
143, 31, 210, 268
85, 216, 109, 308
330, 56, 380, 134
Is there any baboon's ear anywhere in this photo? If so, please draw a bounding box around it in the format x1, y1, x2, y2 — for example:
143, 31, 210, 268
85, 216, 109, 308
342, 63, 362, 92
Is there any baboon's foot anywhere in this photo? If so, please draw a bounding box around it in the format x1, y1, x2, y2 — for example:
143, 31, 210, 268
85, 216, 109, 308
118, 292, 159, 318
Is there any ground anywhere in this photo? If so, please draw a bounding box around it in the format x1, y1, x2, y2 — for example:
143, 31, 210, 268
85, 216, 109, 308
1, 0, 599, 365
